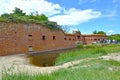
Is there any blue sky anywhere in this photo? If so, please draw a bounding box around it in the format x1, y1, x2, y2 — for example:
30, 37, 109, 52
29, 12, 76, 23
0, 0, 120, 35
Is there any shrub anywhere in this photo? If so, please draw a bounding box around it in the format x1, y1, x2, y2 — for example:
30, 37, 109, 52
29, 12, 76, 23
77, 44, 83, 48
85, 44, 96, 48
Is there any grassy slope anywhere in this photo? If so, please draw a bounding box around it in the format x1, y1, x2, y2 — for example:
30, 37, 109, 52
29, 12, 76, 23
55, 44, 120, 65
2, 44, 120, 80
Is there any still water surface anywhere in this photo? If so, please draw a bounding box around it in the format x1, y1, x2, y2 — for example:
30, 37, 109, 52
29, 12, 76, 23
29, 53, 59, 67
28, 48, 75, 67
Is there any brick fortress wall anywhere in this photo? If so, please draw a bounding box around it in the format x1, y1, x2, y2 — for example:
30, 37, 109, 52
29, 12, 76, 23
0, 22, 76, 55
0, 22, 107, 56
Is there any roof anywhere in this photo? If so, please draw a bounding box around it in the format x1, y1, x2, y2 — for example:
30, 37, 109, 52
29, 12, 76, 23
83, 34, 107, 37
65, 34, 75, 36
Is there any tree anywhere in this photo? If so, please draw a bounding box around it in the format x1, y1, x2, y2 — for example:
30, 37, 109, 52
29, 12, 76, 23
107, 34, 120, 42
62, 25, 70, 33
42, 21, 62, 30
13, 7, 26, 16
1, 13, 17, 22
97, 31, 106, 34
39, 14, 48, 21
1, 13, 10, 19
0, 8, 61, 31
93, 30, 106, 35
28, 14, 48, 21
93, 30, 97, 34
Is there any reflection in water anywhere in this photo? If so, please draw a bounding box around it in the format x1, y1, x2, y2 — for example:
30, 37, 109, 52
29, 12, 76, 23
28, 48, 75, 67
29, 53, 59, 67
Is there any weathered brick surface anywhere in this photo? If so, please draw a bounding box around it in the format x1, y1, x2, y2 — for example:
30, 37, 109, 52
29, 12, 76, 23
0, 22, 76, 55
83, 35, 107, 44
0, 22, 107, 56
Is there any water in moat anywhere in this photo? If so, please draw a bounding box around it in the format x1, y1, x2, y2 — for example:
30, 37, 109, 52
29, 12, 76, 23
29, 53, 59, 67
28, 48, 75, 67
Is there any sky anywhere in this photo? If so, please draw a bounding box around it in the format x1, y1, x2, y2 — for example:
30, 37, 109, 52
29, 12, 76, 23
0, 0, 120, 35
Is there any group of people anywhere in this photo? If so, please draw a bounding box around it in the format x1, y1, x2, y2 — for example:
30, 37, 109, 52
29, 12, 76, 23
106, 39, 118, 44
92, 39, 118, 44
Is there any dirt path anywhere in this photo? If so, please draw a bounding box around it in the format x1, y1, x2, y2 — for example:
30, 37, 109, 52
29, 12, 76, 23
0, 53, 120, 79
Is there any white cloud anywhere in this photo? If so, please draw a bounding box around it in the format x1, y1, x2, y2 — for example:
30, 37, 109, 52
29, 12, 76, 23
0, 0, 63, 16
0, 0, 102, 25
49, 9, 101, 25
107, 30, 114, 35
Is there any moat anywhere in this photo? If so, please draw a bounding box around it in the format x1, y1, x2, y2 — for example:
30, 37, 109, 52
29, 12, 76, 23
29, 53, 59, 67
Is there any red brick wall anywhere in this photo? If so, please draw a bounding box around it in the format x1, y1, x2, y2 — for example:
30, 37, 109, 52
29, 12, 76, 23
0, 22, 107, 56
83, 35, 107, 44
0, 22, 76, 56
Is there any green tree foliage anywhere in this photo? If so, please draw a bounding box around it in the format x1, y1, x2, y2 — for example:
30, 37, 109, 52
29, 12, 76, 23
28, 14, 48, 22
39, 14, 48, 21
93, 30, 97, 34
107, 34, 120, 42
97, 31, 106, 34
13, 7, 26, 16
0, 7, 61, 31
1, 13, 18, 22
42, 21, 62, 30
93, 30, 106, 35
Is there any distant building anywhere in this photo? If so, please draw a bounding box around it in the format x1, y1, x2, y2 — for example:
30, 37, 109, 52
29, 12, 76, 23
65, 31, 107, 44
0, 22, 107, 55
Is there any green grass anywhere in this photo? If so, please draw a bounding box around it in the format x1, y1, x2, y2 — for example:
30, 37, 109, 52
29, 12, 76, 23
55, 44, 120, 65
55, 47, 107, 65
103, 44, 120, 53
2, 59, 120, 80
2, 44, 120, 80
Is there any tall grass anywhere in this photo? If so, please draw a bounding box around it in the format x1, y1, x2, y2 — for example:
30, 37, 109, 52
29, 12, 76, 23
55, 48, 107, 65
55, 44, 120, 65
2, 44, 120, 80
103, 44, 120, 53
2, 59, 120, 80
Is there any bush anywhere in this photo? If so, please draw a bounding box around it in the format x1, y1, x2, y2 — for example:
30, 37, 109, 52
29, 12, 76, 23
77, 44, 83, 48
0, 7, 62, 31
85, 44, 96, 48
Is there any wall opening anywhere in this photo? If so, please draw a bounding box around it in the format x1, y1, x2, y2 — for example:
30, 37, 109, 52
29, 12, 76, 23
69, 38, 71, 40
77, 35, 80, 38
28, 46, 33, 52
64, 37, 67, 40
94, 39, 97, 41
53, 36, 56, 40
42, 35, 45, 40
28, 34, 33, 41
28, 34, 32, 37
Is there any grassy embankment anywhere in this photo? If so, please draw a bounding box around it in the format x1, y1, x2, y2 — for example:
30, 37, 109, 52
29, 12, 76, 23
2, 44, 120, 80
